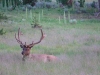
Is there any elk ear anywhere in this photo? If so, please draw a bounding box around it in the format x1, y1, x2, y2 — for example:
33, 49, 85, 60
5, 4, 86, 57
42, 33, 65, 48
20, 45, 23, 48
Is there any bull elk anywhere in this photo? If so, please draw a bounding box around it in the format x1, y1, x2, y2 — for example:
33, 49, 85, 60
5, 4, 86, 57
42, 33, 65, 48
15, 28, 57, 62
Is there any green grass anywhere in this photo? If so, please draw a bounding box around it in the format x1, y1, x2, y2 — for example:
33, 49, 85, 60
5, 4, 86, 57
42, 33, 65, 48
0, 8, 100, 75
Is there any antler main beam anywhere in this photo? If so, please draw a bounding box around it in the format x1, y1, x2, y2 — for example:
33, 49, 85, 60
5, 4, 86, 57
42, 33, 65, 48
15, 28, 24, 45
29, 29, 44, 47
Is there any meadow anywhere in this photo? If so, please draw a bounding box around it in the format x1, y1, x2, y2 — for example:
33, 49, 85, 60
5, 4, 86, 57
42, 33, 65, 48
0, 7, 100, 75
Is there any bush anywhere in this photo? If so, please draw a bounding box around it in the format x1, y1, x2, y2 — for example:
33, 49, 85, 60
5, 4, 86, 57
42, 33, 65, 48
23, 0, 37, 5
0, 28, 6, 35
0, 13, 7, 20
57, 0, 72, 8
31, 16, 42, 29
78, 0, 85, 7
31, 16, 39, 27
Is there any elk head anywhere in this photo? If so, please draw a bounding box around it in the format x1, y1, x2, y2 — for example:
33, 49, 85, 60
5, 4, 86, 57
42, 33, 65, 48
15, 28, 44, 61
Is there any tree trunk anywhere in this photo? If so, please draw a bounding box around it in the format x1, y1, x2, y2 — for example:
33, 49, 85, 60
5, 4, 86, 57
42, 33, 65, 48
98, 0, 100, 9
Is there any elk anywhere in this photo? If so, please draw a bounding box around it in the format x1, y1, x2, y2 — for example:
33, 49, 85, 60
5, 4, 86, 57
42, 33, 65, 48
15, 28, 57, 62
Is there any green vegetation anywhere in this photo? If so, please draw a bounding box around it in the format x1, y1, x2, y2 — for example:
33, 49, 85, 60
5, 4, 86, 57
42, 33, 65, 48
0, 28, 6, 35
0, 12, 7, 20
31, 16, 39, 26
78, 0, 85, 7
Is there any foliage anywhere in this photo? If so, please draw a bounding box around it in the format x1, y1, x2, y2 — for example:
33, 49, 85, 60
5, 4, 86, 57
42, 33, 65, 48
0, 12, 7, 20
78, 0, 85, 7
45, 0, 52, 2
0, 28, 6, 35
31, 16, 39, 27
57, 0, 72, 8
57, 0, 67, 5
23, 0, 37, 5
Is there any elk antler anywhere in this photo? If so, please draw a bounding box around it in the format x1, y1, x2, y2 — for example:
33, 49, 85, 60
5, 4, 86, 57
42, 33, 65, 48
29, 29, 44, 47
15, 28, 24, 46
15, 28, 44, 47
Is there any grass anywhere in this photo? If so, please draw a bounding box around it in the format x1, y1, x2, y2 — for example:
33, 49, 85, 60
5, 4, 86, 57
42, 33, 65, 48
0, 7, 100, 75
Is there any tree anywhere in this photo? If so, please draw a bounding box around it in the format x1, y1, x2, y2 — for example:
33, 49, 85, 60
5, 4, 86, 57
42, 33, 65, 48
1, 0, 20, 7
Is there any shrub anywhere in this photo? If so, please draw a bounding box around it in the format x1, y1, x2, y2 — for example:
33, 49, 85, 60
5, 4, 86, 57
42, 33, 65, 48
0, 28, 6, 35
78, 0, 85, 7
31, 16, 42, 29
57, 0, 72, 8
0, 13, 7, 20
31, 16, 39, 27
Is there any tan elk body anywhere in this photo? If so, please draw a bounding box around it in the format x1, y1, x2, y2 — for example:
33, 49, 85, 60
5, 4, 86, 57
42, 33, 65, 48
15, 28, 57, 62
29, 54, 57, 62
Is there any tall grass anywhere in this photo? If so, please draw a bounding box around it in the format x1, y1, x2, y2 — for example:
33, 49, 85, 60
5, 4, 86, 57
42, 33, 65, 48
0, 8, 100, 75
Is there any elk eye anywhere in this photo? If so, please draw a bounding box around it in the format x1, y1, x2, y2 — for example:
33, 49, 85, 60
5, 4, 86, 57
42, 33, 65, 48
29, 47, 31, 49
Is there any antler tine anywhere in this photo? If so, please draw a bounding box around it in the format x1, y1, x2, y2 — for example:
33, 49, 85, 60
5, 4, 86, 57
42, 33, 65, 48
18, 28, 20, 40
34, 29, 44, 44
15, 28, 24, 45
29, 29, 44, 47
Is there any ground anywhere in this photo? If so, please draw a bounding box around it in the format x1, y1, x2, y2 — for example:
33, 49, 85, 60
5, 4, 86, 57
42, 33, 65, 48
0, 7, 100, 75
